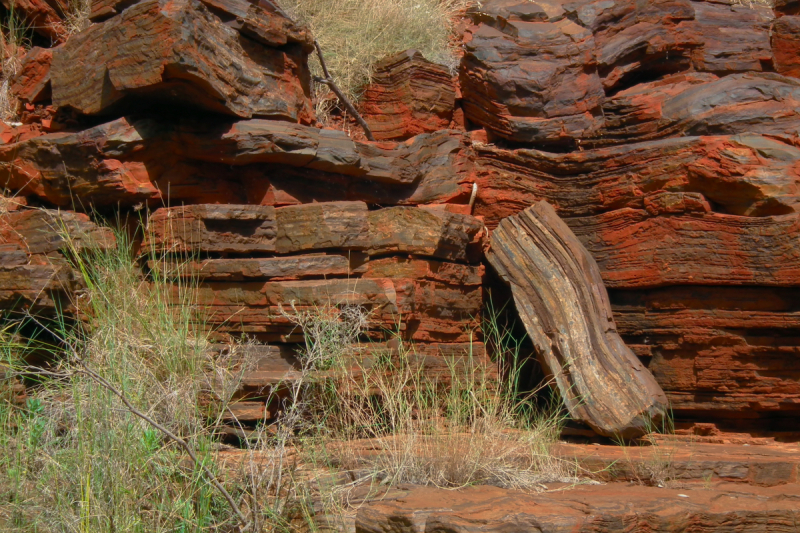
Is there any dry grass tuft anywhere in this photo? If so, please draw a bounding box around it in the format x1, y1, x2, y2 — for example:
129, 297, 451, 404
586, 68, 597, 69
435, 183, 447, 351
278, 303, 582, 506
280, 0, 472, 120
0, 7, 29, 123
58, 0, 92, 38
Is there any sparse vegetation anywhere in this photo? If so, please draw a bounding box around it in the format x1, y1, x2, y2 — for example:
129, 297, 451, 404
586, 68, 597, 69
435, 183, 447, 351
0, 6, 29, 123
279, 0, 471, 119
59, 0, 92, 38
0, 217, 578, 531
0, 218, 250, 531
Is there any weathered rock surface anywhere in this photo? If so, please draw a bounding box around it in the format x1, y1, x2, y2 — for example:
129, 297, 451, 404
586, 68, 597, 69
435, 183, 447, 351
772, 16, 800, 79
568, 208, 800, 288
11, 47, 53, 104
775, 0, 800, 16
594, 73, 800, 146
144, 202, 484, 262
0, 209, 115, 313
612, 286, 800, 418
570, 0, 701, 92
472, 134, 800, 227
355, 482, 800, 533
146, 203, 485, 343
690, 0, 773, 74
0, 118, 472, 209
487, 201, 667, 438
460, 5, 604, 144
51, 0, 314, 121
360, 50, 456, 141
474, 136, 800, 426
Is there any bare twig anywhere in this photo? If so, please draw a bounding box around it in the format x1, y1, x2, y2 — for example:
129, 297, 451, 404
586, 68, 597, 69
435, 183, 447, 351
313, 40, 376, 141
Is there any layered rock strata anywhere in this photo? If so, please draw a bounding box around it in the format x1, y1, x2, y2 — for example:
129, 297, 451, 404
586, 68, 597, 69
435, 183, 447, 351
359, 50, 457, 141
143, 201, 486, 344
51, 0, 314, 121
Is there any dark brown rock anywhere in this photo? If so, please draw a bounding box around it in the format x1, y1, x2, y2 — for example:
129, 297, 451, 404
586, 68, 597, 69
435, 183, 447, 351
564, 0, 701, 92
774, 0, 800, 16
190, 275, 482, 343
460, 3, 604, 144
487, 201, 667, 438
0, 117, 472, 209
594, 73, 800, 146
51, 0, 314, 121
144, 202, 485, 262
690, 1, 774, 74
360, 50, 456, 141
472, 134, 800, 228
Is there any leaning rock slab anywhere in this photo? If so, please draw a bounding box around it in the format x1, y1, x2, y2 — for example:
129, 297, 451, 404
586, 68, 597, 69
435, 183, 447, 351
487, 201, 667, 438
51, 0, 314, 121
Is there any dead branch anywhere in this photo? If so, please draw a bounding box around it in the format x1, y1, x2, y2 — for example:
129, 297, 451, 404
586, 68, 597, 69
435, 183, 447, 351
313, 40, 376, 142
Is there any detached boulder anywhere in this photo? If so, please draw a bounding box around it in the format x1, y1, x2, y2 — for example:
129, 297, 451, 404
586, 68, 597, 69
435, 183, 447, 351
487, 201, 667, 438
51, 0, 314, 122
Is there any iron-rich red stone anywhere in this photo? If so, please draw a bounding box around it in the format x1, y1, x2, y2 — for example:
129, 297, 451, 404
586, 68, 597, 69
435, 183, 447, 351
11, 47, 53, 104
612, 286, 800, 419
0, 209, 115, 313
595, 72, 800, 146
0, 118, 473, 209
360, 50, 456, 141
772, 16, 800, 79
472, 134, 800, 228
51, 0, 314, 121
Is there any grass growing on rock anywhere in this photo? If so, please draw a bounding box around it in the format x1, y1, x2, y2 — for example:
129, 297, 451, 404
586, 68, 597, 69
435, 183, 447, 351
279, 0, 470, 119
0, 220, 248, 531
0, 217, 582, 531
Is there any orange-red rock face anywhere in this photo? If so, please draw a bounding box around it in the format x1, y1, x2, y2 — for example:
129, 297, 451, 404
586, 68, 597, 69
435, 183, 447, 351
360, 50, 457, 141
3, 0, 800, 435
773, 16, 800, 79
51, 0, 314, 121
143, 202, 486, 344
